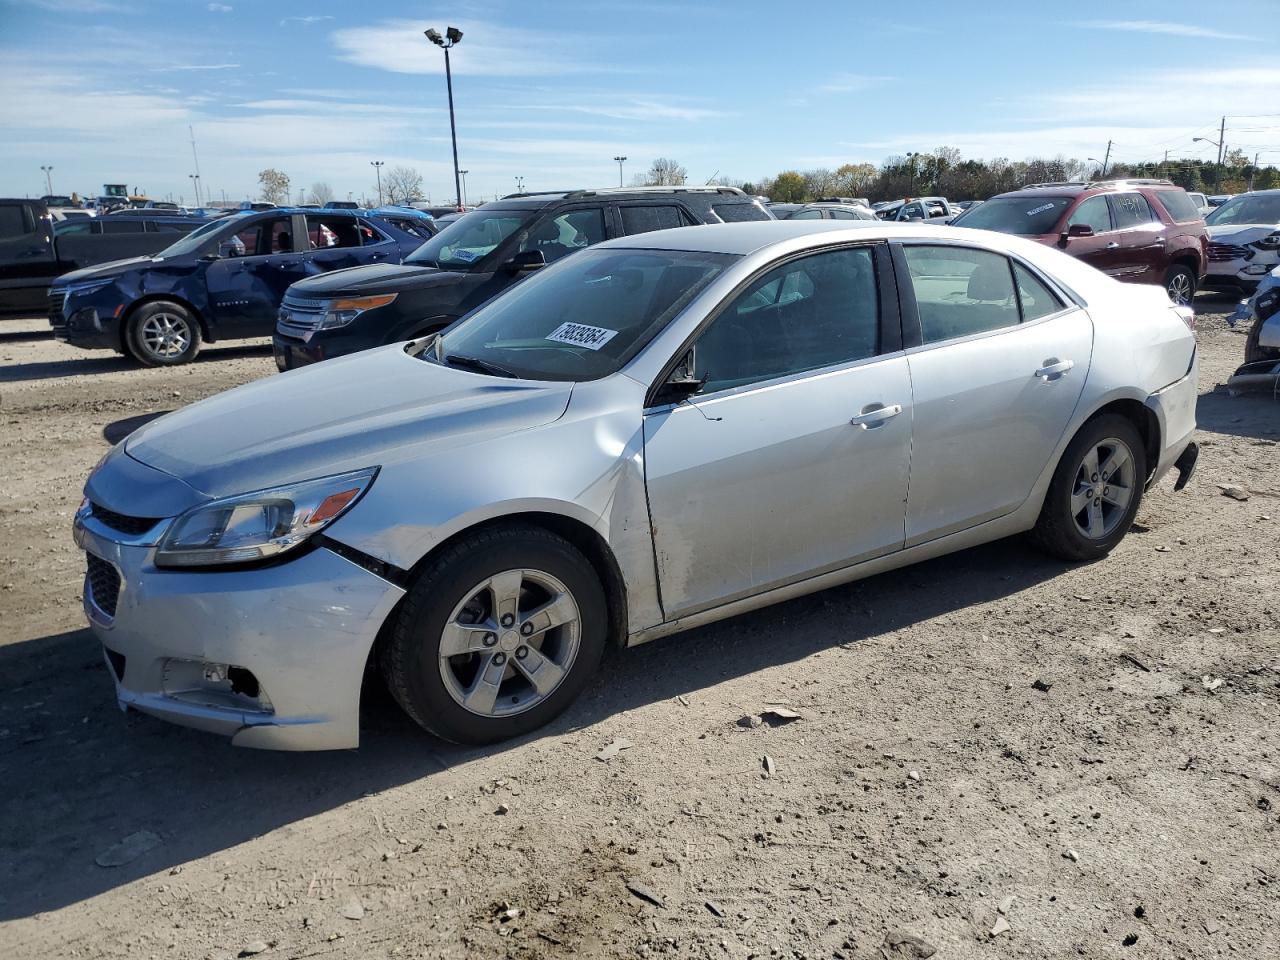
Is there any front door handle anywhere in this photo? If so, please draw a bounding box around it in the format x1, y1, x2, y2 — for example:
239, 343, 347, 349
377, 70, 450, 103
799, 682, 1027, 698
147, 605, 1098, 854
1105, 242, 1120, 249
850, 403, 903, 429
1035, 358, 1075, 381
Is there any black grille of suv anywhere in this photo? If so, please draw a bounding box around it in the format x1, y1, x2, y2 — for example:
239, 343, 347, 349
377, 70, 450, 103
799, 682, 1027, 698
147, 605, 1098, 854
86, 554, 121, 619
1207, 242, 1248, 262
48, 291, 66, 329
90, 502, 160, 537
277, 294, 326, 337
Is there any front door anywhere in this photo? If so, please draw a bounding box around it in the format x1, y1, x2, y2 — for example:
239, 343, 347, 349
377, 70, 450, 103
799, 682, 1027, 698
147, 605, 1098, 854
0, 202, 57, 317
897, 243, 1093, 544
206, 214, 307, 334
643, 244, 912, 617
1060, 195, 1122, 275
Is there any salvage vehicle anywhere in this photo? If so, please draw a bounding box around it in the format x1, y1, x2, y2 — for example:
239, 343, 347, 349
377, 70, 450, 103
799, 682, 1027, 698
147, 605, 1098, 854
74, 220, 1199, 750
272, 186, 772, 370
50, 208, 428, 365
772, 202, 878, 221
1227, 266, 1280, 393
951, 179, 1207, 305
877, 197, 959, 222
1202, 190, 1280, 293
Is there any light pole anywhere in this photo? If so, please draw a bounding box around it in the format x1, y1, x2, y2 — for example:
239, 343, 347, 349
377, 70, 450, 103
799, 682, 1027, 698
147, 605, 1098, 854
425, 26, 465, 211
905, 152, 919, 194
40, 165, 53, 195
1193, 133, 1225, 191
514, 175, 525, 193
370, 160, 385, 206
459, 169, 468, 207
613, 155, 627, 187
188, 174, 202, 207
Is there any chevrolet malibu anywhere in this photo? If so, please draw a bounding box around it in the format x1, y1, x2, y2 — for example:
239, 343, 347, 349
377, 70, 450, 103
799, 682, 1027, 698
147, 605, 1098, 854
74, 222, 1199, 750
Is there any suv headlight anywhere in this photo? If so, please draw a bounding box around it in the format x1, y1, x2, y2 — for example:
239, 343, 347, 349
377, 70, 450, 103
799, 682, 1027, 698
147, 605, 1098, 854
1251, 231, 1280, 251
60, 277, 114, 298
317, 294, 397, 331
154, 468, 377, 568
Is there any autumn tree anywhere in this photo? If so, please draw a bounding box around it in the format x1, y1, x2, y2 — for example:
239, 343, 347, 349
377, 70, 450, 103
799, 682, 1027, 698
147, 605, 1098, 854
383, 166, 424, 204
768, 171, 807, 202
258, 168, 290, 205
641, 158, 687, 186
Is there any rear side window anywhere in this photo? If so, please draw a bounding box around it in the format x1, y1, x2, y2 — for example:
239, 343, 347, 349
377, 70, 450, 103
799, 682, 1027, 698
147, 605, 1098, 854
712, 201, 769, 223
306, 215, 361, 249
619, 205, 689, 235
790, 209, 823, 220
0, 205, 33, 237
903, 245, 1020, 345
1111, 193, 1153, 228
101, 220, 145, 234
1013, 263, 1065, 321
1152, 189, 1202, 223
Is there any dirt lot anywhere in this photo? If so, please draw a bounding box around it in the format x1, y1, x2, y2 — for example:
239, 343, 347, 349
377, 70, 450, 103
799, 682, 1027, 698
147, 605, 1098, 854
1, 298, 1276, 960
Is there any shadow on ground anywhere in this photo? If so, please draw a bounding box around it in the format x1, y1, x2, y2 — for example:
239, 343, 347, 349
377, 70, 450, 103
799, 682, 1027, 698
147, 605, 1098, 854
0, 536, 1064, 921
0, 343, 272, 384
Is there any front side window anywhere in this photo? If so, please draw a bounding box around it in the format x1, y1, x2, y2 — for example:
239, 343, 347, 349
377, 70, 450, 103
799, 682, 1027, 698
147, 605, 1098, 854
0, 205, 32, 238
432, 248, 734, 382
517, 208, 607, 264
619, 204, 689, 235
405, 209, 531, 268
903, 245, 1019, 344
954, 196, 1073, 235
900, 203, 924, 220
231, 216, 292, 256
1067, 195, 1113, 233
691, 246, 880, 394
155, 215, 239, 258
1111, 193, 1153, 229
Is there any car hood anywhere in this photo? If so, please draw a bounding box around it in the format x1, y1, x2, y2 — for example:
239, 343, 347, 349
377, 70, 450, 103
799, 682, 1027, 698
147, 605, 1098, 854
55, 256, 155, 286
1206, 224, 1280, 244
288, 262, 468, 298
123, 344, 574, 501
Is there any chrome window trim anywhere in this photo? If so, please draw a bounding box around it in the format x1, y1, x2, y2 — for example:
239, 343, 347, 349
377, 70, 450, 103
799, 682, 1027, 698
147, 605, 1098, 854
901, 304, 1084, 358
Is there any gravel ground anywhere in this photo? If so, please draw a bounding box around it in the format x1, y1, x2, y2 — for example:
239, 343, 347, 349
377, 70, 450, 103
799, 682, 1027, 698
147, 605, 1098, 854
0, 295, 1277, 960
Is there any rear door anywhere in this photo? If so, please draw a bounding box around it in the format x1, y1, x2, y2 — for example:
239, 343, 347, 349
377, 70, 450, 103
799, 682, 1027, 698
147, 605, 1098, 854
206, 214, 306, 334
897, 242, 1093, 544
616, 202, 697, 236
0, 201, 57, 318
1109, 192, 1165, 282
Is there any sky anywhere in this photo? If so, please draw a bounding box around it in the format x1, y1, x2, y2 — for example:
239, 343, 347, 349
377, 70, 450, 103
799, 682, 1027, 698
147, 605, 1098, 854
2, 0, 1279, 205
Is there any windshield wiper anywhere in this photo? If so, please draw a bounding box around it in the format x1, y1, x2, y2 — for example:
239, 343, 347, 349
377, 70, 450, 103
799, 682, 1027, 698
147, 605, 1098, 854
443, 353, 517, 378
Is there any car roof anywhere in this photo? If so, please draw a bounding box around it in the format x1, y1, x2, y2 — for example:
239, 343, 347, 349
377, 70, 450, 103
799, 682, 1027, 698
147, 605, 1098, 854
499, 186, 753, 204
601, 220, 960, 255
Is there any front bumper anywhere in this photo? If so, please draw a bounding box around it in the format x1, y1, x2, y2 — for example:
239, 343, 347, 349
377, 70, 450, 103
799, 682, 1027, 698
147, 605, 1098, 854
1144, 354, 1198, 489
75, 511, 405, 750
1204, 256, 1277, 291
50, 289, 127, 349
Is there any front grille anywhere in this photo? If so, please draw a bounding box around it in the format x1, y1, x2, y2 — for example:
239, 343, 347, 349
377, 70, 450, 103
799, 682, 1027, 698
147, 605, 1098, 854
86, 554, 121, 619
90, 502, 160, 537
277, 294, 325, 336
48, 291, 66, 329
1208, 242, 1249, 262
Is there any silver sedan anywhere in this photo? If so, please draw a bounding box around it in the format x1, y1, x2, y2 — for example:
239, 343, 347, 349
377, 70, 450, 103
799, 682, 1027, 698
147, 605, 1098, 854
74, 222, 1200, 749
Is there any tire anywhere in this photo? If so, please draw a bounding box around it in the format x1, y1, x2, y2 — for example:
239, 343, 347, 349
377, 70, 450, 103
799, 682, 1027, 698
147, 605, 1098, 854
126, 301, 202, 367
1030, 413, 1147, 562
380, 525, 607, 745
1163, 265, 1196, 306
1243, 302, 1280, 364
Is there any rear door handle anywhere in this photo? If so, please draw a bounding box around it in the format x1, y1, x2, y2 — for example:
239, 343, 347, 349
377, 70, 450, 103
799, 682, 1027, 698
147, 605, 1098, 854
1105, 242, 1120, 249
850, 403, 903, 429
1035, 359, 1074, 381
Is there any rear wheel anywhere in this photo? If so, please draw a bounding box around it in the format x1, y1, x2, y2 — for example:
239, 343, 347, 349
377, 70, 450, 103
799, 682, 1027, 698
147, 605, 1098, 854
126, 301, 202, 366
380, 526, 607, 744
1163, 265, 1196, 306
1030, 414, 1147, 562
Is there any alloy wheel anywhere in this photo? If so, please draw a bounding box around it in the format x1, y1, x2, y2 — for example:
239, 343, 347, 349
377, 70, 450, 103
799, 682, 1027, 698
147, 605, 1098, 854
1070, 437, 1137, 539
1166, 271, 1193, 306
437, 568, 582, 718
139, 312, 192, 360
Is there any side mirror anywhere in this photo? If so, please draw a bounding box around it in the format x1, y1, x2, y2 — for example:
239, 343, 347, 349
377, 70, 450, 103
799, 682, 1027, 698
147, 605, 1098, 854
654, 351, 706, 405
1066, 223, 1094, 238
505, 249, 545, 273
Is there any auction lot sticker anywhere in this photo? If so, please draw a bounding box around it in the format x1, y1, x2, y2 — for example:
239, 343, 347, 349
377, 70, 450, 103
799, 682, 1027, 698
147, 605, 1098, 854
546, 322, 619, 350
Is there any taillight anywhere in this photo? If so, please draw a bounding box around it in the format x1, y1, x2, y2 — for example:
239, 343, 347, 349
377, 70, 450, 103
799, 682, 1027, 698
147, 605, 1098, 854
1173, 304, 1196, 330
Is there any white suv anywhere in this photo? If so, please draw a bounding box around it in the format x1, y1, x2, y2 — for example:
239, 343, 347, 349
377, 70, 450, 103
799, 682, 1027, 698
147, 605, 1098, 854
1204, 190, 1280, 292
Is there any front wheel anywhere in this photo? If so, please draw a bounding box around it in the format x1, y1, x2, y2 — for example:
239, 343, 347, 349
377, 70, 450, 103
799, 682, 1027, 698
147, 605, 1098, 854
1030, 414, 1147, 562
126, 301, 202, 366
1163, 265, 1196, 306
380, 526, 607, 744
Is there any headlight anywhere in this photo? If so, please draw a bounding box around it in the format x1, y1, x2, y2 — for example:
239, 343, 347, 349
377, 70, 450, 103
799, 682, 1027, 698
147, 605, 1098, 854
1251, 232, 1280, 251
59, 278, 114, 298
154, 467, 377, 568
317, 294, 397, 331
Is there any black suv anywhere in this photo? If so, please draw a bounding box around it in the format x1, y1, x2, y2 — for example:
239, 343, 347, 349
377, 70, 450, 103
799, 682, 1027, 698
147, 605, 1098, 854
272, 186, 773, 369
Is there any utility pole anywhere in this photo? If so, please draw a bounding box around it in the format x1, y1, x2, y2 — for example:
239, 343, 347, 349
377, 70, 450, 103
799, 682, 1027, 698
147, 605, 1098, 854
459, 169, 468, 207
188, 125, 203, 207
40, 165, 53, 195
370, 161, 385, 206
1100, 140, 1112, 179
1249, 151, 1260, 191
1216, 115, 1226, 191
613, 155, 627, 187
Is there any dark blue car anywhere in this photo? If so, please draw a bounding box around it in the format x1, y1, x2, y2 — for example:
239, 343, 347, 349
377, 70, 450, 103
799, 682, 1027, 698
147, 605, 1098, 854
49, 207, 435, 365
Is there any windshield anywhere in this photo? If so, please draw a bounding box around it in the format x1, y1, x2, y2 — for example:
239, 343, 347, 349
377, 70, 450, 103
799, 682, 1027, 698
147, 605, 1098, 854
430, 247, 736, 381
405, 209, 532, 269
1205, 194, 1280, 226
155, 215, 246, 258
952, 196, 1073, 235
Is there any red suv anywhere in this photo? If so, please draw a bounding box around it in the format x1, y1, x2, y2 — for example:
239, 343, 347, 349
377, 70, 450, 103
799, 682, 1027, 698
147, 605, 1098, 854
951, 179, 1208, 305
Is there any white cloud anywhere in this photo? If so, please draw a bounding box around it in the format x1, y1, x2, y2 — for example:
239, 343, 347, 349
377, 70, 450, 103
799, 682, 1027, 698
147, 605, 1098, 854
20, 0, 130, 11
331, 18, 611, 76
280, 15, 333, 27
1070, 20, 1253, 42
207, 2, 232, 12
817, 73, 893, 94
155, 63, 241, 72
